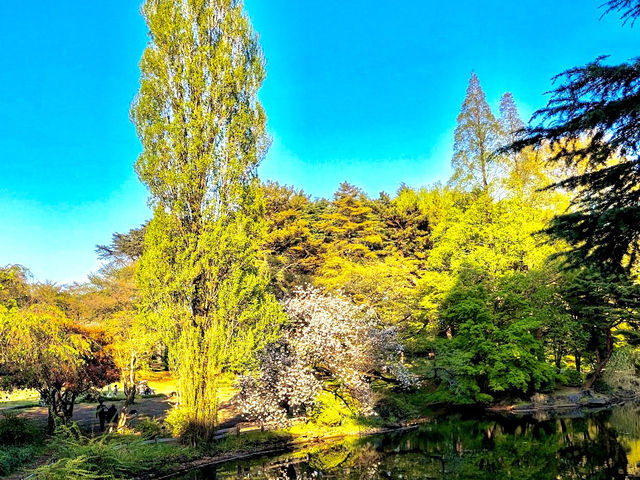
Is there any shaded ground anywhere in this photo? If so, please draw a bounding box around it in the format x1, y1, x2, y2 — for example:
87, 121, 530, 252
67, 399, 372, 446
13, 396, 173, 434
0, 372, 243, 434
4, 400, 243, 440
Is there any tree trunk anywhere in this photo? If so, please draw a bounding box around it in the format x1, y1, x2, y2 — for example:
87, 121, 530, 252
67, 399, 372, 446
586, 329, 614, 388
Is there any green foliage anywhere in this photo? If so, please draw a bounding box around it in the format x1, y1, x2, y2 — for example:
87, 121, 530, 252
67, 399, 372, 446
96, 226, 146, 265
509, 21, 640, 273
560, 267, 640, 384
132, 0, 285, 440
0, 413, 44, 477
592, 378, 613, 394
560, 369, 585, 387
602, 347, 640, 391
309, 391, 355, 427
133, 418, 166, 439
0, 265, 31, 309
0, 413, 43, 446
316, 183, 385, 293
431, 269, 558, 403
30, 424, 194, 480
0, 445, 43, 477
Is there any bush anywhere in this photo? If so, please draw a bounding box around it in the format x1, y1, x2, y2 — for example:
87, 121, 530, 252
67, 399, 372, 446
0, 445, 42, 477
310, 391, 354, 427
592, 378, 612, 394
561, 369, 585, 387
134, 418, 166, 439
603, 348, 640, 392
374, 396, 412, 420
0, 412, 43, 446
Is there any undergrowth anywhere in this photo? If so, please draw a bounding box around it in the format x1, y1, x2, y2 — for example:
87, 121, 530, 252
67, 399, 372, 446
30, 424, 195, 480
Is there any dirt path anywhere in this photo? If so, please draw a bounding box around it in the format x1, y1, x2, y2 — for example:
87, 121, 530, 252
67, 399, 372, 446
15, 396, 173, 434
11, 394, 244, 436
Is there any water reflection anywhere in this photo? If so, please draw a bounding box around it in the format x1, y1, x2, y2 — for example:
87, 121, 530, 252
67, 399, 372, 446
180, 404, 640, 479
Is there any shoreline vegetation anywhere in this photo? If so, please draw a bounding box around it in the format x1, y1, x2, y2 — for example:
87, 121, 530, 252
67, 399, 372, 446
6, 391, 638, 480
4, 386, 640, 479
1, 0, 639, 478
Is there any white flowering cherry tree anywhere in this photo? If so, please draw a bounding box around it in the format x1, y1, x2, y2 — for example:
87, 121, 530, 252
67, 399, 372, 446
237, 287, 414, 427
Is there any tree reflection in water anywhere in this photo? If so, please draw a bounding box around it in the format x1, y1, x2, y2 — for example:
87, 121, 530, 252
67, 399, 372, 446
181, 406, 640, 479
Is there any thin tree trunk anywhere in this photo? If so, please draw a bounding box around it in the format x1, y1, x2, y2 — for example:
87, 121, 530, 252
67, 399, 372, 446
586, 329, 614, 388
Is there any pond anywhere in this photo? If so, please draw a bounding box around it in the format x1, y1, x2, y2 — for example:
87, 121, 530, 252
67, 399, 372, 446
178, 404, 640, 479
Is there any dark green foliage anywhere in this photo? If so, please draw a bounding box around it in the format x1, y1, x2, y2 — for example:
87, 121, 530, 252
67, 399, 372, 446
561, 369, 585, 387
134, 418, 165, 440
561, 267, 640, 384
31, 424, 194, 480
603, 0, 640, 25
96, 225, 146, 264
0, 413, 43, 446
0, 414, 45, 478
592, 378, 613, 394
504, 1, 640, 271
0, 445, 42, 477
509, 53, 640, 271
431, 268, 558, 403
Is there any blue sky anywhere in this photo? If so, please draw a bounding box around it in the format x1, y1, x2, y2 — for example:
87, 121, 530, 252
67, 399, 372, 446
0, 1, 637, 284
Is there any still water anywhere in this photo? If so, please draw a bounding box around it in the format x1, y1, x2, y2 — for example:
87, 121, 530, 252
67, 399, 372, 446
179, 404, 640, 479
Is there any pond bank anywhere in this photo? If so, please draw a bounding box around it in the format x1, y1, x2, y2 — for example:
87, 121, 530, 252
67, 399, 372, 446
487, 388, 640, 415
139, 418, 432, 480
154, 403, 640, 479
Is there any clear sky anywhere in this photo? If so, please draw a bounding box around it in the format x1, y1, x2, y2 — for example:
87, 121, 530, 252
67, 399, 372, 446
0, 1, 637, 284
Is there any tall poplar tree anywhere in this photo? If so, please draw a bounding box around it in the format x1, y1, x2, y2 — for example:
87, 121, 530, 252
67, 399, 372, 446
131, 0, 283, 441
450, 73, 503, 195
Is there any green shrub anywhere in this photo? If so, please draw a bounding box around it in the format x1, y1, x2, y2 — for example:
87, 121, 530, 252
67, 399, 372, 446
561, 369, 585, 387
592, 378, 612, 394
374, 396, 412, 420
0, 445, 42, 476
0, 412, 43, 446
134, 418, 166, 439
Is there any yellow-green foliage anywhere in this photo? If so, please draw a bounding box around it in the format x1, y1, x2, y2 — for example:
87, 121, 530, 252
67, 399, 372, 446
30, 424, 195, 480
132, 0, 285, 441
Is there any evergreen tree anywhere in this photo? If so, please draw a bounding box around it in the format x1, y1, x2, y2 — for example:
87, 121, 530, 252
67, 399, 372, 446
96, 225, 147, 265
499, 93, 525, 148
373, 186, 432, 266
262, 181, 323, 295
131, 0, 283, 441
509, 1, 640, 272
319, 182, 383, 262
450, 73, 503, 195
561, 268, 640, 385
499, 93, 527, 196
604, 0, 640, 24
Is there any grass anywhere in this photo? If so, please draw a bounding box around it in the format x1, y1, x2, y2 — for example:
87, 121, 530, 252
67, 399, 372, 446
208, 430, 291, 455
0, 389, 41, 413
